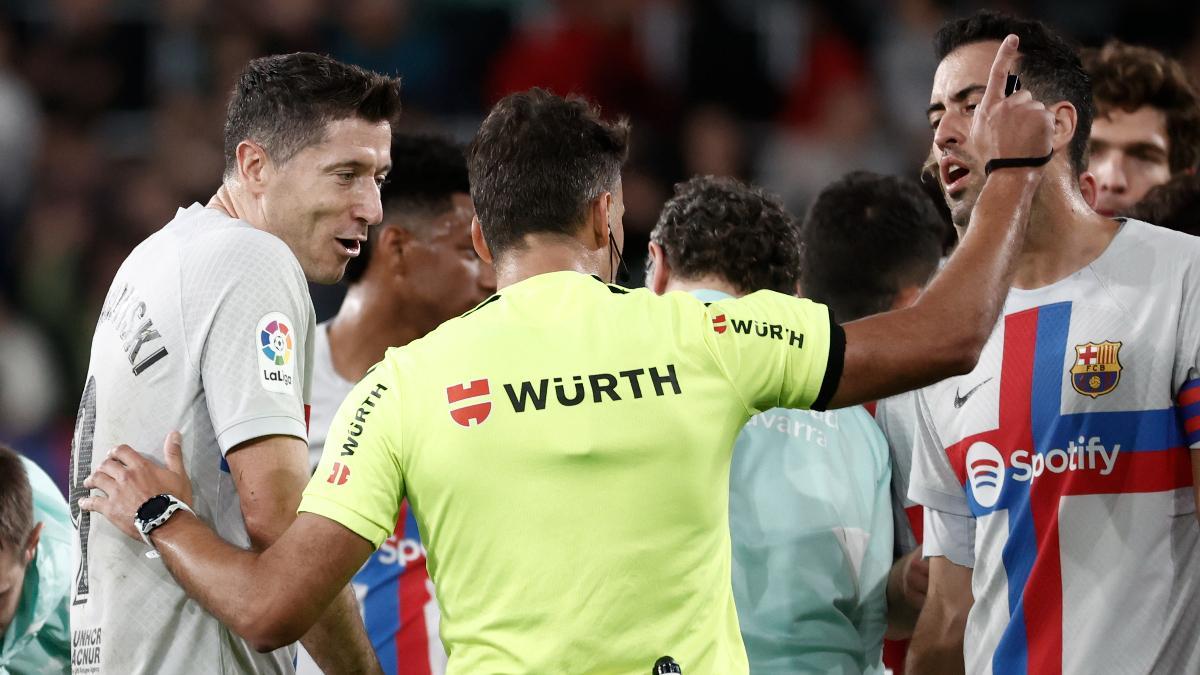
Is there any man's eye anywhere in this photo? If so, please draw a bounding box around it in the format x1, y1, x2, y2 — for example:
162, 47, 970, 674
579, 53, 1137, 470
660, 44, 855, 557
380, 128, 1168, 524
374, 176, 389, 188
965, 104, 977, 115
337, 172, 355, 182
929, 117, 942, 130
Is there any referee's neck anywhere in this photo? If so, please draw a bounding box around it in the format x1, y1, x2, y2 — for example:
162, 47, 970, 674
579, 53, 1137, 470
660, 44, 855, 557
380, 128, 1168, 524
493, 237, 606, 290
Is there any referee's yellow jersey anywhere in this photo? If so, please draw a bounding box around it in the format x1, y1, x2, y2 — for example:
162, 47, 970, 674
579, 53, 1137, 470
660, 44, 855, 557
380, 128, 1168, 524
300, 271, 844, 674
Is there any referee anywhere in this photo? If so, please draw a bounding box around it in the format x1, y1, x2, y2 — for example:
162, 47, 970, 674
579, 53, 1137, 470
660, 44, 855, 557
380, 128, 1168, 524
83, 37, 1053, 675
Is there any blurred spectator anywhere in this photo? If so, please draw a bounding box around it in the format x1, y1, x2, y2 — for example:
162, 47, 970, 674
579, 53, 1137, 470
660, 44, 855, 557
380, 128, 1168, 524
1084, 40, 1200, 216
872, 0, 946, 165
327, 0, 451, 111
1126, 172, 1200, 236
487, 0, 654, 117
0, 299, 60, 442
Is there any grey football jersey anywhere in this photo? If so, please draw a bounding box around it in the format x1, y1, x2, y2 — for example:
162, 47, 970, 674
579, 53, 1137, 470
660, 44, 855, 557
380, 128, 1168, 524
69, 204, 315, 674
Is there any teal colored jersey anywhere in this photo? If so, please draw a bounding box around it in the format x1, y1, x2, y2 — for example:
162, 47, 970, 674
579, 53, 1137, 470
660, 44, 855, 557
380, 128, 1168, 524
692, 290, 893, 675
1, 459, 71, 674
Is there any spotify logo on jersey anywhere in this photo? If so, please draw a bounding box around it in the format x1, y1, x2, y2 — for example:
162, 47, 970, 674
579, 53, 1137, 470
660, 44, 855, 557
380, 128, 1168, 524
966, 441, 1005, 508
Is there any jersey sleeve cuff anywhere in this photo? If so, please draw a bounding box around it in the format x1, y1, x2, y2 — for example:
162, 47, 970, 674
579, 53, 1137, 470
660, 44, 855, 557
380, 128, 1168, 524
922, 507, 976, 567
810, 312, 846, 412
907, 483, 973, 518
298, 494, 390, 550
216, 416, 307, 455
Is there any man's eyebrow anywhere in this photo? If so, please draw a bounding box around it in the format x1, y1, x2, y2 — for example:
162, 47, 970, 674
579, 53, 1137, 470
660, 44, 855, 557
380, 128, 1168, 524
1125, 142, 1168, 156
927, 84, 988, 116
320, 159, 390, 173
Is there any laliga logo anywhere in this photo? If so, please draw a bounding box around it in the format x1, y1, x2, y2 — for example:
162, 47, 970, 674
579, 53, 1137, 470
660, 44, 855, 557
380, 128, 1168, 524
447, 379, 491, 427
712, 314, 728, 334
966, 442, 1005, 508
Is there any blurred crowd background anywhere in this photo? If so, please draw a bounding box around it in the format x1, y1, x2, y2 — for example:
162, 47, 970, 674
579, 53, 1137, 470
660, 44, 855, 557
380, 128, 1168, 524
2, 0, 1199, 489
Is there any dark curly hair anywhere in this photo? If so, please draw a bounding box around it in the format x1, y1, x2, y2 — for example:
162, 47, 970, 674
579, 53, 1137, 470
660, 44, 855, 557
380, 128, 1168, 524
468, 88, 630, 257
223, 52, 402, 177
800, 171, 945, 322
342, 134, 470, 285
650, 175, 800, 296
1083, 40, 1200, 174
1124, 173, 1200, 236
935, 10, 1093, 176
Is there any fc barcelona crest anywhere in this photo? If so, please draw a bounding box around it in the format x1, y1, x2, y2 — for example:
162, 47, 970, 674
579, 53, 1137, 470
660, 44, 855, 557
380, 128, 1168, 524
1070, 341, 1122, 398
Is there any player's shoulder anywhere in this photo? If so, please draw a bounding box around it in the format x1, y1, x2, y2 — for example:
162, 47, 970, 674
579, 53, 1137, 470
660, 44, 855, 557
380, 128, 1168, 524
172, 205, 300, 271
1115, 218, 1200, 265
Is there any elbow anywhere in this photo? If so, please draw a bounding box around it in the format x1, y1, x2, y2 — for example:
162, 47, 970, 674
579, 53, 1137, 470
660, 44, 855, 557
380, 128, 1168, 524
237, 603, 307, 653
247, 631, 293, 655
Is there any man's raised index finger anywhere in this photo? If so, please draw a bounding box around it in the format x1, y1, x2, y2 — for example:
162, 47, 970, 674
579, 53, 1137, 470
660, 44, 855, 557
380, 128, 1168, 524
981, 34, 1020, 108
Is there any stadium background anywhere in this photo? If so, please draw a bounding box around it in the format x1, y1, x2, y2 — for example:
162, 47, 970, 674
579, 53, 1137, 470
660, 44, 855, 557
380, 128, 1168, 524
0, 0, 1197, 491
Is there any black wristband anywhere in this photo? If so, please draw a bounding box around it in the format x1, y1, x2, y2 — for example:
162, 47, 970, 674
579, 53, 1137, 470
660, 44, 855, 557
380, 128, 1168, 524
984, 151, 1054, 176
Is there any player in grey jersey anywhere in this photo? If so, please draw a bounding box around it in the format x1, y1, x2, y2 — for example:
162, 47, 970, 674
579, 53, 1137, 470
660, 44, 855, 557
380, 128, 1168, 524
68, 53, 399, 674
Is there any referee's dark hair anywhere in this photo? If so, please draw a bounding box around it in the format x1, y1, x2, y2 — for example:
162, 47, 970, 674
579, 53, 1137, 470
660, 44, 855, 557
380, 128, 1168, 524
468, 88, 630, 257
800, 171, 945, 323
650, 175, 801, 296
0, 444, 32, 554
342, 134, 470, 285
935, 10, 1093, 176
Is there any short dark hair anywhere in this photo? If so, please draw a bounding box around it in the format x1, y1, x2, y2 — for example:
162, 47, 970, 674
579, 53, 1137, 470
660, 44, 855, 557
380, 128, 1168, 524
801, 171, 945, 322
650, 176, 801, 296
223, 52, 403, 177
1084, 40, 1200, 174
1125, 173, 1200, 236
934, 10, 1094, 176
467, 88, 631, 256
342, 134, 470, 285
0, 445, 32, 554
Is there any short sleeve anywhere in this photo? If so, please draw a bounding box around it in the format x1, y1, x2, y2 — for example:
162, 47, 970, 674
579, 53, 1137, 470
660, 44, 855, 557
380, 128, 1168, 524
705, 290, 844, 413
874, 393, 922, 555
299, 360, 404, 550
185, 230, 313, 454
1175, 244, 1200, 449
906, 388, 972, 518
922, 507, 976, 568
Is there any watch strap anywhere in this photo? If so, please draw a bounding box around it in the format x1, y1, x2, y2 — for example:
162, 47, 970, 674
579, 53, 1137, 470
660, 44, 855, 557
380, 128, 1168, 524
136, 494, 194, 549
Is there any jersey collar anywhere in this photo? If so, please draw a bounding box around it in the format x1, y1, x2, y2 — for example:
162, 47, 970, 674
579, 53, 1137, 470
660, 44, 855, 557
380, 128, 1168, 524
689, 288, 734, 303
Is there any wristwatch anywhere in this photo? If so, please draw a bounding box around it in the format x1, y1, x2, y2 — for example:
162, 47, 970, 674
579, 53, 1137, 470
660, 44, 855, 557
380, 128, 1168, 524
134, 494, 194, 548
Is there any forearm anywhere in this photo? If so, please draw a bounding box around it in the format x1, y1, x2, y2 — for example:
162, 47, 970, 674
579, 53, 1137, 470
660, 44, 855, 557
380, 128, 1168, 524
911, 169, 1040, 357
150, 512, 287, 648
906, 604, 967, 675
829, 170, 1043, 408
300, 585, 381, 675
885, 556, 921, 639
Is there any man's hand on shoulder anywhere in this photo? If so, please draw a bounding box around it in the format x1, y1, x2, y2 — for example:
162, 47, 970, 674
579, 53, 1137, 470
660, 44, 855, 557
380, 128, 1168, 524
81, 431, 192, 541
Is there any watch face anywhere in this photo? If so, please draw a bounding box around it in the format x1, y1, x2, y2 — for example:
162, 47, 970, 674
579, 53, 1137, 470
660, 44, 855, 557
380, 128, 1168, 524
136, 495, 171, 522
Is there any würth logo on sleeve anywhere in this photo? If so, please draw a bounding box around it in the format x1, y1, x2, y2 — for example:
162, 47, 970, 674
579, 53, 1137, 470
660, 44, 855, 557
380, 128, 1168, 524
447, 379, 492, 427
712, 314, 727, 334
326, 462, 350, 485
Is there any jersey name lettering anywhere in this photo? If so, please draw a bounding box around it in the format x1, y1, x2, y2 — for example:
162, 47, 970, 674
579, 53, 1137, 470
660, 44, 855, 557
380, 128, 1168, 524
98, 283, 169, 376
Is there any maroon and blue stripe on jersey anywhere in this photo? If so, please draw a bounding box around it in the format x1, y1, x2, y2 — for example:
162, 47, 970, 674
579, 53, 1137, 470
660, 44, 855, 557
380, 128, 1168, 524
1180, 377, 1200, 447
354, 500, 439, 675
939, 301, 1192, 675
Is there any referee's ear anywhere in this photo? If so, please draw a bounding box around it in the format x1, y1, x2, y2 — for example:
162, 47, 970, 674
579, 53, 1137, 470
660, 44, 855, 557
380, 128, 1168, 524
471, 215, 494, 265
647, 241, 670, 295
